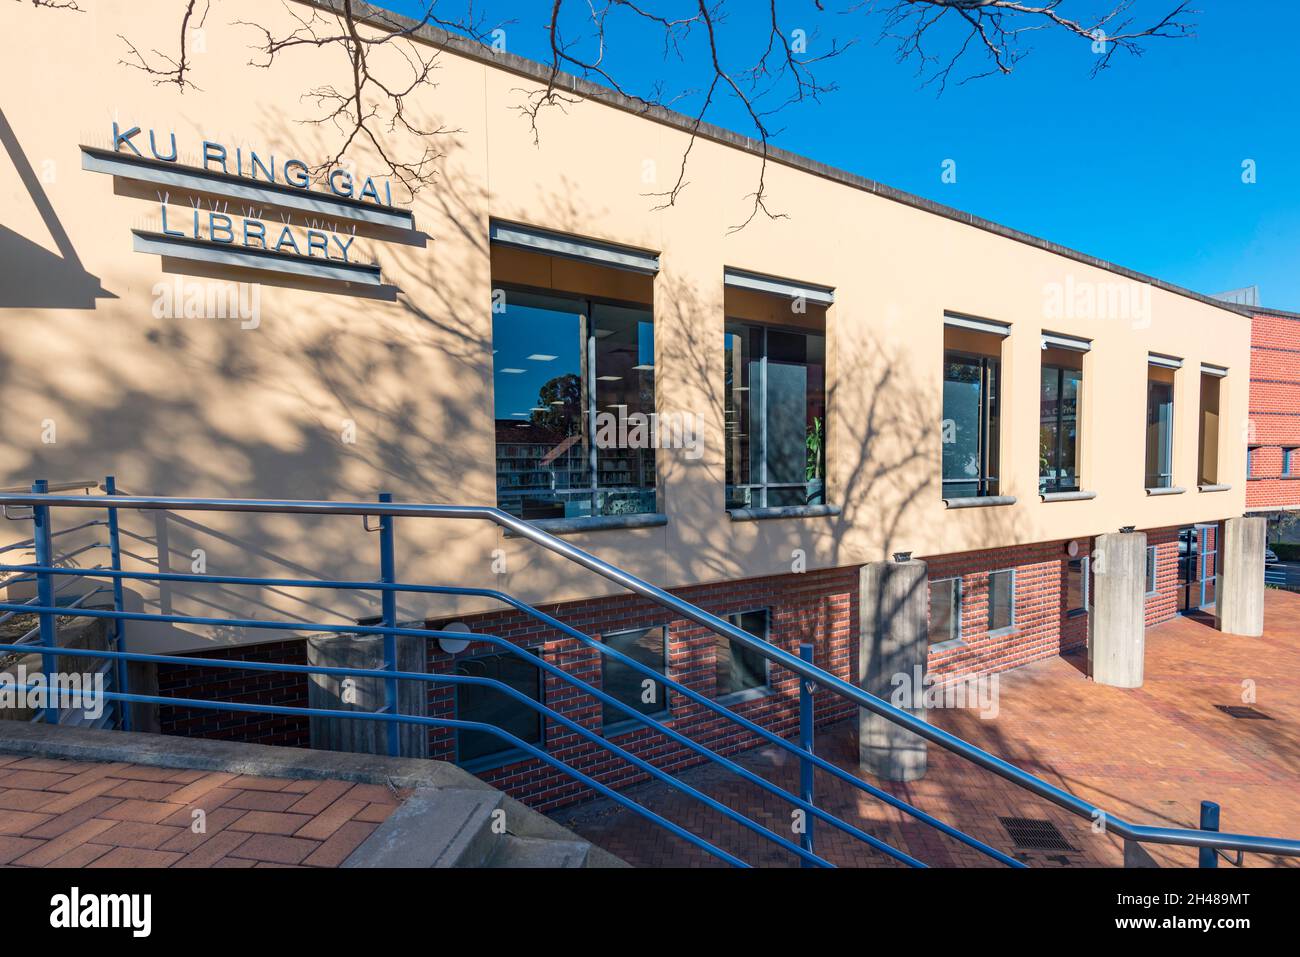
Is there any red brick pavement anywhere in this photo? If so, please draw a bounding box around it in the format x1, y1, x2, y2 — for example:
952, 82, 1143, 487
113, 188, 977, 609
0, 760, 406, 867
552, 590, 1300, 868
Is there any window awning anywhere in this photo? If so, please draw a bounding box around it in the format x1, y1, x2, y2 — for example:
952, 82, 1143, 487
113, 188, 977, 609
944, 312, 1010, 337
723, 267, 835, 306
1041, 331, 1092, 353
1201, 362, 1228, 378
489, 220, 659, 275
1148, 353, 1184, 370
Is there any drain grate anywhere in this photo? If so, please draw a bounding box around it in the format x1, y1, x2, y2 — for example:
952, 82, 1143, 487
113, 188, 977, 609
998, 816, 1075, 852
1216, 705, 1273, 720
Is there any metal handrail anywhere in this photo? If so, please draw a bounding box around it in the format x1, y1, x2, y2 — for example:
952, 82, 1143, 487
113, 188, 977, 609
1, 562, 1017, 866
3, 489, 1300, 861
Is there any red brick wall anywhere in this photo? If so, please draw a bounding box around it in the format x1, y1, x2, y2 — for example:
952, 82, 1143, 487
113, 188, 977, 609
923, 525, 1191, 681
1248, 310, 1300, 510
424, 566, 860, 811
157, 638, 309, 747
923, 538, 1089, 681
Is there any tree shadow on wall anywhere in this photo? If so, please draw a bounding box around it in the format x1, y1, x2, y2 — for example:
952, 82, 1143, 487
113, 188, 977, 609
0, 109, 114, 309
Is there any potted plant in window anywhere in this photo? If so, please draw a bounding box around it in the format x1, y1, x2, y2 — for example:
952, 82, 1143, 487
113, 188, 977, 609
806, 417, 825, 506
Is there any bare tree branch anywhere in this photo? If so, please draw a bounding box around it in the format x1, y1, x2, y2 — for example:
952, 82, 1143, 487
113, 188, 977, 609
119, 0, 209, 92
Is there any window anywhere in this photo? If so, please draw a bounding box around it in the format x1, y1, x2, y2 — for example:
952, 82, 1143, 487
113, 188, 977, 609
724, 324, 826, 509
1145, 369, 1176, 488
928, 578, 962, 645
1198, 373, 1222, 485
491, 287, 656, 520
715, 609, 771, 699
1247, 446, 1259, 478
601, 626, 668, 729
987, 569, 1015, 634
1286, 448, 1298, 477
1067, 557, 1088, 617
455, 653, 542, 767
943, 351, 1001, 498
1040, 358, 1083, 493
1145, 545, 1158, 596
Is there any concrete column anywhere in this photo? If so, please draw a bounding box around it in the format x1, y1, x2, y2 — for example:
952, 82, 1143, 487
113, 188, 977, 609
307, 633, 428, 758
1216, 517, 1266, 637
1088, 531, 1147, 688
858, 558, 928, 781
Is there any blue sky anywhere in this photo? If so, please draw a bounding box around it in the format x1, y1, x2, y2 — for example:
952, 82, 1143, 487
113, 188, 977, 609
385, 1, 1299, 308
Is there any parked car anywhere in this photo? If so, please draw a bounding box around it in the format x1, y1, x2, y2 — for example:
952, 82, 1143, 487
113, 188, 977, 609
1265, 545, 1280, 565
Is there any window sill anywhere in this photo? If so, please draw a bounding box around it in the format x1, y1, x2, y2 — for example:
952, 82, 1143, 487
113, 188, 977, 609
987, 626, 1017, 639
604, 711, 671, 739
943, 495, 1017, 509
1197, 483, 1232, 493
459, 748, 536, 774
727, 504, 842, 522
716, 686, 774, 706
1144, 486, 1186, 496
928, 638, 966, 653
504, 513, 667, 537
1040, 490, 1097, 503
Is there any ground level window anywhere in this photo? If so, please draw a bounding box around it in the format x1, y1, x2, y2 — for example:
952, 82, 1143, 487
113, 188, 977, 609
455, 653, 542, 766
988, 569, 1015, 634
928, 578, 961, 645
1066, 557, 1088, 616
716, 610, 771, 699
601, 626, 668, 729
1146, 545, 1158, 595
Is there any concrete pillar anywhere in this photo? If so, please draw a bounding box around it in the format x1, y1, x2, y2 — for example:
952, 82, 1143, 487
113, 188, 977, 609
1088, 531, 1147, 688
858, 558, 929, 781
1216, 517, 1266, 637
307, 633, 428, 758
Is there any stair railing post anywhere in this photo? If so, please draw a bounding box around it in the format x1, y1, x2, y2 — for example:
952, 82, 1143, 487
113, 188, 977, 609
378, 492, 399, 757
31, 479, 59, 727
104, 475, 131, 731
1199, 801, 1220, 868
799, 642, 816, 865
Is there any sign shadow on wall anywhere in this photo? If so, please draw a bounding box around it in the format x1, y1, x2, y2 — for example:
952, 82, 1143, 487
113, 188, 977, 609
0, 109, 115, 309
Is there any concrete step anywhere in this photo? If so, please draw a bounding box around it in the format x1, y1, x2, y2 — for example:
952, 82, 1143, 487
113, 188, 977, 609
344, 787, 506, 868
486, 835, 591, 869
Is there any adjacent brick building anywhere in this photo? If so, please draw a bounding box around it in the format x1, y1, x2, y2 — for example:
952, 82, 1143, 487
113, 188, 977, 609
1247, 306, 1300, 525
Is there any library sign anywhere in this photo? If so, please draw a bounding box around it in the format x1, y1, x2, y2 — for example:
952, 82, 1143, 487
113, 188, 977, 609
81, 123, 417, 285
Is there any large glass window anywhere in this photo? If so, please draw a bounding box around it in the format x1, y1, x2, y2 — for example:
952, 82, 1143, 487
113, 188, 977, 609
929, 579, 961, 645
943, 351, 1001, 498
492, 287, 655, 519
1145, 370, 1176, 489
725, 324, 826, 509
988, 569, 1015, 634
455, 653, 542, 766
1040, 361, 1082, 493
601, 626, 667, 729
715, 610, 770, 699
1198, 373, 1222, 486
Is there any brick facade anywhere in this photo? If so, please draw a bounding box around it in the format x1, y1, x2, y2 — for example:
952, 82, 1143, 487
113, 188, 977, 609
154, 528, 1215, 810
1248, 309, 1300, 512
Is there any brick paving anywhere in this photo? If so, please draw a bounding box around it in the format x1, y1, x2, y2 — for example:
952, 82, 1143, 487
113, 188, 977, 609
0, 760, 406, 867
552, 590, 1300, 868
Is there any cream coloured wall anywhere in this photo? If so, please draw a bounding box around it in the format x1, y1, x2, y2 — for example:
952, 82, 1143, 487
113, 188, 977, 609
0, 0, 1251, 652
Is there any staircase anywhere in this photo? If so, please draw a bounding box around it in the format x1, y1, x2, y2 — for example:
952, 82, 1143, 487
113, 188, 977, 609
2, 478, 1299, 868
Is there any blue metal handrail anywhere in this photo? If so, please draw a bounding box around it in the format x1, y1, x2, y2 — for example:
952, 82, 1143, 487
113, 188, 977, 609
3, 483, 1299, 864
5, 562, 1017, 866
